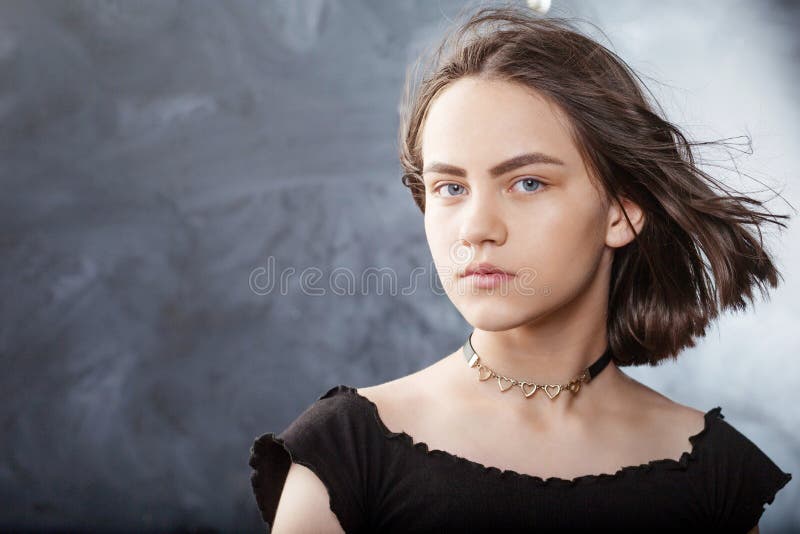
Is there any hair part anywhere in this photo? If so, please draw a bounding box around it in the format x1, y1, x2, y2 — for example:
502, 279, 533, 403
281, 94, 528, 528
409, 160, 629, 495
397, 2, 793, 367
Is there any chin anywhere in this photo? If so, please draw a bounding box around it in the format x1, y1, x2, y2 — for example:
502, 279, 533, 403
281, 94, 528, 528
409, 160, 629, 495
456, 297, 545, 332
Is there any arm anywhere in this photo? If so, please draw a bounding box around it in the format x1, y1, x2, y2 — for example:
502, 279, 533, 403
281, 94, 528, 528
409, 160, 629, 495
271, 462, 346, 534
746, 524, 759, 534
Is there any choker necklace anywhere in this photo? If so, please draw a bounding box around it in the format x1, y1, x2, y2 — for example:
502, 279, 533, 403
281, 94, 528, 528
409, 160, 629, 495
462, 331, 613, 400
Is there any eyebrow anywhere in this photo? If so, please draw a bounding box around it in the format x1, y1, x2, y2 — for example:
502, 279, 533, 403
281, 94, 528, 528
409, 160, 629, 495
422, 152, 566, 178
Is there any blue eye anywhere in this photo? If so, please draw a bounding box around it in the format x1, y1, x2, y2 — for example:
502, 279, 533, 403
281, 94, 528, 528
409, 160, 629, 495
434, 183, 466, 197
512, 177, 543, 193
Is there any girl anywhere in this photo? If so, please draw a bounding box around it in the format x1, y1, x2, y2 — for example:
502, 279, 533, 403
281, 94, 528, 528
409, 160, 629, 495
250, 4, 792, 532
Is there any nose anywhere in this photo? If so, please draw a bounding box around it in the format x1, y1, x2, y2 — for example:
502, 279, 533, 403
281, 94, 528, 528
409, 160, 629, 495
457, 190, 508, 248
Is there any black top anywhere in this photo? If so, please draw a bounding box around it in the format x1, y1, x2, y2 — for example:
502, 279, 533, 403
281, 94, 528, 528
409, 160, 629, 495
249, 384, 792, 532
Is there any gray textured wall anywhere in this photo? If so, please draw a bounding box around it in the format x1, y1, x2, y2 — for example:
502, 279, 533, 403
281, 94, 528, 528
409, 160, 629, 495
1, 0, 798, 531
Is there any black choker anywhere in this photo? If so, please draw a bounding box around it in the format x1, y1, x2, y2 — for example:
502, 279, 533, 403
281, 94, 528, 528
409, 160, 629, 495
462, 331, 613, 400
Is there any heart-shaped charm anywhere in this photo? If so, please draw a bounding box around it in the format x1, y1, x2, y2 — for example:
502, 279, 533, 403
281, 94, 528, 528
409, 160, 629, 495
497, 377, 514, 392
543, 384, 562, 400
521, 382, 538, 398
478, 366, 493, 381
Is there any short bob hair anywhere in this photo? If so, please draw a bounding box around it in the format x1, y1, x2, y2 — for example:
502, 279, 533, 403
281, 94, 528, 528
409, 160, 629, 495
398, 3, 791, 367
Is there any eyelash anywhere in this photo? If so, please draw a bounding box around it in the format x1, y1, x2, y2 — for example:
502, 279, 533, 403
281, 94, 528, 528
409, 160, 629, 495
432, 177, 546, 198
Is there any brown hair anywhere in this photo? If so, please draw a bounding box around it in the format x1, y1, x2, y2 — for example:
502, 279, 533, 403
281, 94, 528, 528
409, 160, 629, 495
397, 3, 792, 367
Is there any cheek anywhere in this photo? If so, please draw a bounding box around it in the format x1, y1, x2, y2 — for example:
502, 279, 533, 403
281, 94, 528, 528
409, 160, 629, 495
512, 199, 606, 286
424, 210, 454, 258
424, 211, 467, 286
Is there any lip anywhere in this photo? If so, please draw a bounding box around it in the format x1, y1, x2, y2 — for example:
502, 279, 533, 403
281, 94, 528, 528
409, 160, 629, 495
466, 271, 515, 289
462, 261, 515, 278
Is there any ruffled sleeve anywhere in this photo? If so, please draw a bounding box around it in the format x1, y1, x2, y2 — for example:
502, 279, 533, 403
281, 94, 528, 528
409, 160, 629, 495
693, 408, 792, 532
248, 385, 370, 532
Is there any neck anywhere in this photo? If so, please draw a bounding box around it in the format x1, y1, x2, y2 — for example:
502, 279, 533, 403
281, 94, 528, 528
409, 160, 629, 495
456, 325, 627, 422
470, 326, 608, 383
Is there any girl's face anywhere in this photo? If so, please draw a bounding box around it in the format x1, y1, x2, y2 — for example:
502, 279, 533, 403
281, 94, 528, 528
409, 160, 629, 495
421, 77, 640, 330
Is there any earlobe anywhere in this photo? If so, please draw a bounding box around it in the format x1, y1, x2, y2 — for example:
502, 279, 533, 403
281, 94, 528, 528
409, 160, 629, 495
606, 196, 645, 248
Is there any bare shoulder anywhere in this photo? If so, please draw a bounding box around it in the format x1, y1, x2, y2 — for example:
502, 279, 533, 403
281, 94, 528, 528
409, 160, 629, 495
653, 400, 708, 447
356, 372, 431, 419
356, 352, 456, 428
355, 379, 420, 439
620, 376, 708, 450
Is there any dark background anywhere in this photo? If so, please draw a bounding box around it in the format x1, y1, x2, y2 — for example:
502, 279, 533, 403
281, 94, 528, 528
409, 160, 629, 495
1, 0, 798, 531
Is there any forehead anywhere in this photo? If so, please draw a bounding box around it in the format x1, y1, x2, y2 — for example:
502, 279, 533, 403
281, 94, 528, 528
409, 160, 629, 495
420, 77, 582, 171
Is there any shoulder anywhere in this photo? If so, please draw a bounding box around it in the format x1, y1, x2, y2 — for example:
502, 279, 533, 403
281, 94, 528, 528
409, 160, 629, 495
679, 405, 793, 530
280, 384, 367, 437
571, 368, 710, 457
249, 384, 373, 531
356, 356, 452, 431
612, 371, 706, 426
357, 375, 426, 412
360, 346, 466, 401
588, 382, 792, 530
642, 394, 706, 433
641, 395, 708, 452
272, 383, 381, 468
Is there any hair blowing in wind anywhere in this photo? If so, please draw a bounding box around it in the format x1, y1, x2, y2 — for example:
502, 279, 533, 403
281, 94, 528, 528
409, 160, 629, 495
397, 3, 794, 367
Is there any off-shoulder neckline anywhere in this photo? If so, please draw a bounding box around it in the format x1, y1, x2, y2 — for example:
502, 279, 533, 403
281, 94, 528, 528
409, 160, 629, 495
320, 383, 724, 488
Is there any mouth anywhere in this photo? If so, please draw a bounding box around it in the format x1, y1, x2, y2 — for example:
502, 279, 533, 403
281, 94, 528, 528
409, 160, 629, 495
462, 268, 515, 290
461, 262, 516, 278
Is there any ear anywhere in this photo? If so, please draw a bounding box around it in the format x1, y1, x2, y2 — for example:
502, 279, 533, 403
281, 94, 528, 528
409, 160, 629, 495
606, 195, 645, 248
